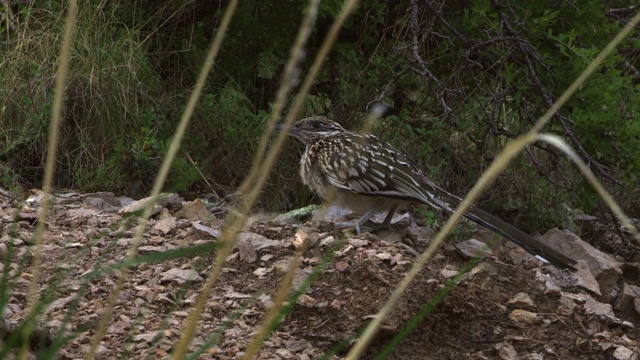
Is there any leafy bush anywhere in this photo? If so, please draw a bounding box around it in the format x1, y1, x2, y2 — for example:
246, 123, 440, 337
0, 0, 638, 220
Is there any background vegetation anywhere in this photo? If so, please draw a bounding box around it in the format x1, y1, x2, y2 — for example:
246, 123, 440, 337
1, 0, 639, 231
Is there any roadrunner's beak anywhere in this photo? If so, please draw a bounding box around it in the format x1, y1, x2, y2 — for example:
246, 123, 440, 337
275, 123, 302, 140
275, 123, 299, 132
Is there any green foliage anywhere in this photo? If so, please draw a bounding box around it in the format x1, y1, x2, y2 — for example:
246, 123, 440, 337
0, 165, 21, 195
414, 206, 438, 228
0, 0, 638, 217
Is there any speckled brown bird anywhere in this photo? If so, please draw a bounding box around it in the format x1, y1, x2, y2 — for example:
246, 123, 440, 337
277, 116, 577, 270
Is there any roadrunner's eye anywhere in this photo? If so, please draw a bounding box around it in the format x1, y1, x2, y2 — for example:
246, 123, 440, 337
311, 121, 322, 129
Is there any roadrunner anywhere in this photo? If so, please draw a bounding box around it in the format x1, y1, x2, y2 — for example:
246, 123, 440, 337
278, 116, 577, 270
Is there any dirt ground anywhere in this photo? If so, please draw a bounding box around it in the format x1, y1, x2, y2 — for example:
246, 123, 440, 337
0, 191, 638, 359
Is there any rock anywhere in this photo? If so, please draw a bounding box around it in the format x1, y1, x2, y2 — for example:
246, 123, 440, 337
292, 227, 320, 249
508, 309, 541, 325
375, 252, 392, 261
494, 342, 518, 360
542, 229, 622, 297
535, 271, 561, 296
573, 261, 602, 295
258, 293, 273, 309
236, 232, 281, 252
405, 223, 435, 243
134, 331, 162, 343
119, 196, 134, 207
440, 268, 459, 280
275, 348, 295, 359
371, 211, 413, 226
613, 283, 640, 321
335, 261, 350, 272
17, 212, 39, 224
260, 254, 275, 262
192, 222, 222, 238
273, 258, 295, 275
174, 198, 210, 221
224, 292, 251, 299
292, 268, 309, 292
583, 294, 615, 317
331, 299, 341, 310
253, 267, 269, 277
64, 243, 84, 248
503, 242, 541, 268
138, 246, 167, 253
257, 226, 284, 239
375, 227, 406, 244
120, 193, 183, 217
311, 205, 351, 224
455, 238, 492, 259
613, 346, 638, 360
507, 293, 535, 308
390, 253, 404, 266
152, 216, 176, 235
25, 190, 55, 206
297, 294, 316, 308
236, 237, 257, 263
320, 236, 336, 247
557, 292, 582, 316
82, 192, 121, 212
478, 261, 498, 276
45, 295, 75, 313
348, 238, 369, 248
285, 339, 308, 353
67, 207, 100, 221
316, 220, 334, 232
159, 269, 203, 283
574, 214, 597, 221
621, 262, 640, 280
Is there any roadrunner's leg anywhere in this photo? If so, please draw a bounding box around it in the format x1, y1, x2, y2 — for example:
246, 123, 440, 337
335, 207, 377, 235
335, 204, 400, 234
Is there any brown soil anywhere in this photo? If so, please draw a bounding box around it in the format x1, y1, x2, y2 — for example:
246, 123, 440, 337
0, 193, 638, 359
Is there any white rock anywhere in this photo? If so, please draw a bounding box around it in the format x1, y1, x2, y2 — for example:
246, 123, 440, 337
509, 309, 541, 325
613, 346, 638, 360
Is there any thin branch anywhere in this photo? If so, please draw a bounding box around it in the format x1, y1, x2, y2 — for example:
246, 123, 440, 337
493, 0, 621, 185
409, 0, 440, 85
423, 0, 469, 44
366, 68, 407, 110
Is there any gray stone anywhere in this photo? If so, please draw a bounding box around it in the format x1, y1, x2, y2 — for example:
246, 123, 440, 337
542, 229, 622, 298
455, 238, 492, 259
119, 193, 183, 217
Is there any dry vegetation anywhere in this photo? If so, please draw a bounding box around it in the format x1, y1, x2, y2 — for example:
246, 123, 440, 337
0, 0, 639, 359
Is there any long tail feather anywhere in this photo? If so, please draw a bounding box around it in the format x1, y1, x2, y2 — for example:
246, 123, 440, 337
464, 207, 576, 270
416, 177, 577, 270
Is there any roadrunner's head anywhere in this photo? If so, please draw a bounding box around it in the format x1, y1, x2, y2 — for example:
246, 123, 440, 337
277, 116, 346, 145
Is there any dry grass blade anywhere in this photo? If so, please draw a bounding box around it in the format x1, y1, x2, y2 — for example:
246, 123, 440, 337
242, 256, 299, 359
246, 0, 320, 181
171, 0, 360, 357
347, 10, 640, 359
22, 1, 78, 358
83, 1, 241, 359
536, 134, 639, 245
345, 134, 535, 359
242, 2, 320, 357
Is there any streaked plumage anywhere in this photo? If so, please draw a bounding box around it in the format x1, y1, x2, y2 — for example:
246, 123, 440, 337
278, 116, 577, 270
